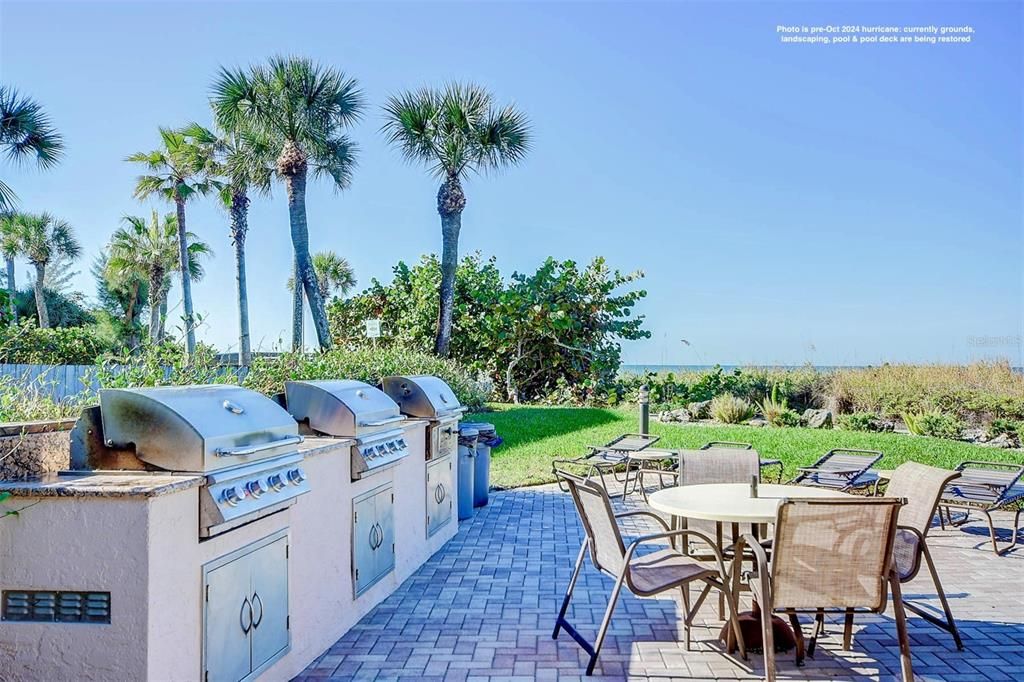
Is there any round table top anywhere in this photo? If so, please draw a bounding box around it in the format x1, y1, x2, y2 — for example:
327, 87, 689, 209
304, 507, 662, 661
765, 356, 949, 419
647, 483, 851, 524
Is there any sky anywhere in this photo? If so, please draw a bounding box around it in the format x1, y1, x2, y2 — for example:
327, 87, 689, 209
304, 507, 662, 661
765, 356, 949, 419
1, 0, 1021, 367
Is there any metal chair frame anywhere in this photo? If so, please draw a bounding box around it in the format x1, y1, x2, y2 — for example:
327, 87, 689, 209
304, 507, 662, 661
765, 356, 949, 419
789, 448, 883, 491
700, 441, 784, 483
938, 460, 1024, 556
553, 470, 747, 676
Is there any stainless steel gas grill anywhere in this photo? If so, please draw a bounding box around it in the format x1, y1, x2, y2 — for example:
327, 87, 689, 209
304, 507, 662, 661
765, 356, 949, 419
381, 375, 465, 461
91, 385, 309, 538
284, 380, 409, 481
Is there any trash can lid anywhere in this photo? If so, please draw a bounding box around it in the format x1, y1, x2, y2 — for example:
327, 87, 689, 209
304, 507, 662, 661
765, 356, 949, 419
461, 422, 495, 435
458, 425, 480, 436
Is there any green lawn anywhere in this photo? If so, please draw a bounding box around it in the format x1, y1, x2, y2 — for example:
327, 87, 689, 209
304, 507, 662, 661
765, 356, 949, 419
468, 404, 1023, 490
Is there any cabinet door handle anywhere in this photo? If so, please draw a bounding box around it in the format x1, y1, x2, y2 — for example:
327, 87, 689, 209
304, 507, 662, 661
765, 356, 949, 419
240, 597, 253, 634
369, 523, 380, 550
435, 483, 446, 504
251, 592, 264, 629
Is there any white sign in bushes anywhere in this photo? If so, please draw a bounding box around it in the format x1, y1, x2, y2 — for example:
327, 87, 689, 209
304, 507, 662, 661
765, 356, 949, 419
364, 319, 382, 338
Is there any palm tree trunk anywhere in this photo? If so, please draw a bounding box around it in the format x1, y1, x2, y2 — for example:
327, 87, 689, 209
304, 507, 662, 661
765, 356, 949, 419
434, 173, 466, 357
33, 262, 48, 328
231, 191, 252, 366
174, 195, 196, 360
147, 268, 163, 343
158, 280, 170, 342
125, 280, 139, 351
5, 257, 16, 325
292, 257, 303, 351
281, 146, 332, 351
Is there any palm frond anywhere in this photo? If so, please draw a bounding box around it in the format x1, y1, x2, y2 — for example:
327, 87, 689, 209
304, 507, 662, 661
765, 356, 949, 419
0, 86, 65, 169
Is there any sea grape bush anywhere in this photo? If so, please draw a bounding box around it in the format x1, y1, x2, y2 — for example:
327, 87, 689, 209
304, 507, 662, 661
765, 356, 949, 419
328, 253, 649, 403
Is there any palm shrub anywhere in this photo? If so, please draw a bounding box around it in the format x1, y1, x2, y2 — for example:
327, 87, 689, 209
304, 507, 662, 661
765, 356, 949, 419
758, 384, 800, 426
382, 83, 530, 356
212, 56, 363, 351
127, 128, 218, 360
0, 86, 64, 213
711, 394, 755, 424
837, 412, 886, 432
902, 410, 964, 439
287, 250, 356, 302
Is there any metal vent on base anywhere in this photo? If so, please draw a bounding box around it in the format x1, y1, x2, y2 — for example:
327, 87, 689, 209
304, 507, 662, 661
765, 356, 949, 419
2, 590, 111, 623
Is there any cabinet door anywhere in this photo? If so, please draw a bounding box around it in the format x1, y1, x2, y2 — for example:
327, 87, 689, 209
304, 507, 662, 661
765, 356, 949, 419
426, 457, 453, 537
204, 557, 252, 682
375, 488, 395, 579
249, 536, 290, 674
353, 493, 378, 596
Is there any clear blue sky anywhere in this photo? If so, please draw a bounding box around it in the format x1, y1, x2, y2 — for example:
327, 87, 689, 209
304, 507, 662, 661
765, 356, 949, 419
2, 1, 1021, 366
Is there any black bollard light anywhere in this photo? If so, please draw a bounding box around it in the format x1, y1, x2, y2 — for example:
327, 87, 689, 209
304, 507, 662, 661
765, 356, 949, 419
639, 384, 649, 434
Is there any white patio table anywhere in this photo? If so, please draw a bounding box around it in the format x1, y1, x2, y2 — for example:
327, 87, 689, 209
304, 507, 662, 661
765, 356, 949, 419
647, 483, 852, 654
647, 482, 850, 524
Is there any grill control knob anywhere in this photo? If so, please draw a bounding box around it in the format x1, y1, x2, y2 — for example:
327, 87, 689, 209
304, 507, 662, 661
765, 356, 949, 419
267, 474, 286, 491
246, 479, 268, 498
287, 468, 306, 485
221, 486, 245, 506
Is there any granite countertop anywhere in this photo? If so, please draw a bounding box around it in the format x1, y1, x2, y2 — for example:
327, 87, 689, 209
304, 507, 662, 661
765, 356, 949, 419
298, 436, 354, 458
0, 471, 205, 498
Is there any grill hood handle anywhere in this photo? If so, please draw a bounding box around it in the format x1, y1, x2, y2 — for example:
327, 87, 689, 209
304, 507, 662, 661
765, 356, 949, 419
215, 434, 304, 457
359, 415, 406, 427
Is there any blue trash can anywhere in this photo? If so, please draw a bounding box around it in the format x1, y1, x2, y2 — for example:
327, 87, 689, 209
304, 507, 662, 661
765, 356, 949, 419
457, 425, 478, 521
462, 422, 502, 507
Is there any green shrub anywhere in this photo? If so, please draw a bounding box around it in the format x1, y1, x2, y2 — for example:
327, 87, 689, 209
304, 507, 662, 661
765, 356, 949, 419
711, 394, 755, 424
0, 321, 116, 365
838, 412, 883, 432
987, 418, 1020, 439
758, 385, 800, 427
0, 376, 86, 422
902, 410, 963, 440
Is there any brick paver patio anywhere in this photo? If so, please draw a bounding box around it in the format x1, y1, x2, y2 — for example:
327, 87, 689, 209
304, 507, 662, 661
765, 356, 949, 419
298, 482, 1024, 681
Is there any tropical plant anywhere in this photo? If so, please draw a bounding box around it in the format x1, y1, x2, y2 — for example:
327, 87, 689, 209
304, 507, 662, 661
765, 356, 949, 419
212, 55, 364, 351
0, 211, 22, 323
382, 83, 530, 356
108, 211, 211, 343
127, 127, 218, 359
0, 321, 113, 364
182, 123, 273, 366
988, 418, 1020, 439
93, 252, 146, 349
0, 86, 64, 213
710, 394, 755, 424
837, 412, 888, 432
12, 212, 80, 328
757, 384, 800, 426
287, 250, 356, 302
14, 287, 92, 328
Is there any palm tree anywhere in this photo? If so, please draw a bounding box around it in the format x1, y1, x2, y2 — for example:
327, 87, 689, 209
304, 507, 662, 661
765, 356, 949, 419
288, 250, 356, 301
127, 128, 217, 359
211, 56, 363, 351
108, 210, 211, 343
0, 212, 23, 323
16, 212, 80, 328
382, 83, 530, 356
94, 252, 146, 349
0, 86, 64, 213
182, 123, 272, 366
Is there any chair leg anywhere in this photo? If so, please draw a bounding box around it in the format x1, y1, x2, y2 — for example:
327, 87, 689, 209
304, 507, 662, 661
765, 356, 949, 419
553, 540, 589, 639
983, 508, 1022, 556
680, 584, 692, 651
889, 572, 915, 682
918, 540, 964, 650
759, 599, 776, 682
843, 608, 855, 650
586, 569, 627, 675
717, 578, 747, 661
786, 610, 806, 666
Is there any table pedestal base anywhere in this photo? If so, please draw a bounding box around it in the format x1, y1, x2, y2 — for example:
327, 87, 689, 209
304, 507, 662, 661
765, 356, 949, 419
720, 606, 797, 654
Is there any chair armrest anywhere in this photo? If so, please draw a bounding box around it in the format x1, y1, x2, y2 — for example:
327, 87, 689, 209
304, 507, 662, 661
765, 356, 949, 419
615, 510, 670, 531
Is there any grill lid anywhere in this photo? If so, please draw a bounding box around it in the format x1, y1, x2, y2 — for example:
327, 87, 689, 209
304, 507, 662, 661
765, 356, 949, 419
381, 375, 464, 419
99, 385, 302, 473
285, 380, 404, 436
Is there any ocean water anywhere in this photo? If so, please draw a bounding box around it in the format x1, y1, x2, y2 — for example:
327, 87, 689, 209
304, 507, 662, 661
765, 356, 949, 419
619, 364, 846, 374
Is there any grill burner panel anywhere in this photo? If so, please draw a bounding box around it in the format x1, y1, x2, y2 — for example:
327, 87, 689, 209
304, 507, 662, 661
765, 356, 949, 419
201, 453, 309, 537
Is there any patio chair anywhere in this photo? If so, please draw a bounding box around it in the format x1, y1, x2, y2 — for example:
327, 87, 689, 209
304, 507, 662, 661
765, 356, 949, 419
789, 448, 883, 492
552, 469, 746, 676
938, 460, 1024, 555
700, 441, 784, 483
553, 432, 661, 496
879, 462, 963, 649
735, 497, 913, 682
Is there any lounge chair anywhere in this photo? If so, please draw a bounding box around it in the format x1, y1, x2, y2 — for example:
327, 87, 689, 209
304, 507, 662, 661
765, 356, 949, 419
938, 460, 1024, 555
553, 432, 661, 495
881, 462, 963, 649
700, 441, 783, 483
552, 469, 746, 675
789, 448, 882, 491
735, 497, 913, 682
